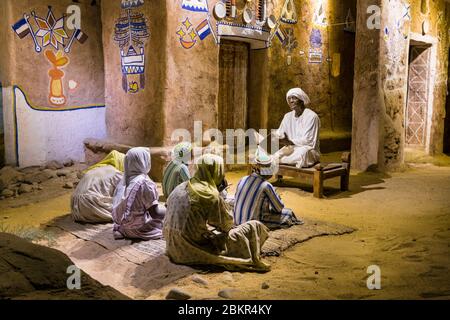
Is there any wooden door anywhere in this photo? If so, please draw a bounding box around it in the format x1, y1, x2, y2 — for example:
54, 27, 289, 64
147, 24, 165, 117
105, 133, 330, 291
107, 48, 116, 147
406, 46, 431, 147
218, 41, 249, 132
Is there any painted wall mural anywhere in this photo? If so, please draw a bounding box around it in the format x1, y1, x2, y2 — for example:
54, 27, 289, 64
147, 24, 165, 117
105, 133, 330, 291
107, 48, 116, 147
45, 50, 70, 106
114, 0, 150, 94
177, 1, 213, 50
182, 0, 209, 12
384, 1, 411, 66
175, 0, 301, 51
11, 6, 88, 107
283, 28, 297, 66
176, 17, 199, 49
309, 28, 323, 64
280, 0, 298, 24
274, 0, 299, 65
313, 0, 327, 27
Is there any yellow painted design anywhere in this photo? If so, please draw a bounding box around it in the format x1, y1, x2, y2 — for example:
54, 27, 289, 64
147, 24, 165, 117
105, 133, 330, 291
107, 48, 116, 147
183, 17, 192, 30
176, 28, 186, 38
189, 29, 197, 40
45, 50, 70, 106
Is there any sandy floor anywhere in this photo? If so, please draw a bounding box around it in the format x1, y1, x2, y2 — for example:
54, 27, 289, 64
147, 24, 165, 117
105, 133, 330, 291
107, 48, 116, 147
1, 153, 449, 299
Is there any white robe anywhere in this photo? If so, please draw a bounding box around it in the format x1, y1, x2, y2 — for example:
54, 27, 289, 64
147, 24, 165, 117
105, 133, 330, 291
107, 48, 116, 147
276, 108, 321, 168
71, 166, 123, 223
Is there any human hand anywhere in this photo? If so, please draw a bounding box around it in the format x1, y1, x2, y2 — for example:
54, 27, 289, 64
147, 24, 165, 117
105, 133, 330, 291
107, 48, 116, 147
217, 178, 229, 192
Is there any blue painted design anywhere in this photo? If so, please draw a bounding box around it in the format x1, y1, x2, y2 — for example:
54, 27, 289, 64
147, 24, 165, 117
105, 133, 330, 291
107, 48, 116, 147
181, 0, 208, 12
310, 29, 322, 48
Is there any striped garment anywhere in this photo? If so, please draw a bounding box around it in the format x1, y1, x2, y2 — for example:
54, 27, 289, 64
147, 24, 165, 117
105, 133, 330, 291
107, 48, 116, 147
234, 174, 285, 225
162, 160, 191, 199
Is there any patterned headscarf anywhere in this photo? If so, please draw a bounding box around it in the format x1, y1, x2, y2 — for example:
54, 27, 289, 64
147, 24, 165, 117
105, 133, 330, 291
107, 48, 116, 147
172, 142, 192, 165
286, 87, 311, 106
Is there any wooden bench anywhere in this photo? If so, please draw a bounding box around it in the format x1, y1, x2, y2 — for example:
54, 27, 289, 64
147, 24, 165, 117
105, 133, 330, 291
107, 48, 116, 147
248, 152, 351, 199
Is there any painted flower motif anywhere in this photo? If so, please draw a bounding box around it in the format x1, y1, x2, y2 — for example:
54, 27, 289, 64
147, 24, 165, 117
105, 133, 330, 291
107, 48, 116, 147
34, 9, 68, 50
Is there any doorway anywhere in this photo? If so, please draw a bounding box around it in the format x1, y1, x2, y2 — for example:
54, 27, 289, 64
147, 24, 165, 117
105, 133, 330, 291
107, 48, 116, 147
405, 45, 432, 148
218, 40, 249, 133
444, 49, 450, 154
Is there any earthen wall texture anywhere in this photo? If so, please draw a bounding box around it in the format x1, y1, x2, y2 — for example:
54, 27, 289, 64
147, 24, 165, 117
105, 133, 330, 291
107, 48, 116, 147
102, 0, 166, 147
408, 0, 450, 155
267, 0, 357, 132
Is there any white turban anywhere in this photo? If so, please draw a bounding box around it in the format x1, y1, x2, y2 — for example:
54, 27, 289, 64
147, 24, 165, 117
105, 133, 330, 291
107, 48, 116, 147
286, 88, 311, 106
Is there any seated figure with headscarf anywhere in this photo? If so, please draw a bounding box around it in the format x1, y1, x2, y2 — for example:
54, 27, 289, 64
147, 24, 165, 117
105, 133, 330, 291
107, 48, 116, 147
164, 154, 271, 272
162, 142, 192, 200
112, 147, 166, 240
71, 150, 125, 223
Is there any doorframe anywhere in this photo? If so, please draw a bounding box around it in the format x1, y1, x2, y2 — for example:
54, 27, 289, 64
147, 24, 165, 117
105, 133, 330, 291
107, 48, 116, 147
445, 49, 450, 154
406, 33, 438, 154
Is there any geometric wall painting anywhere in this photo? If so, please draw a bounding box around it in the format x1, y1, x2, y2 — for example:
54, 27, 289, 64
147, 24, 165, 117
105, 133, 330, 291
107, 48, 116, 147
114, 0, 150, 94
176, 17, 198, 49
309, 28, 323, 64
280, 0, 298, 24
313, 0, 327, 27
182, 0, 208, 12
121, 0, 144, 9
11, 6, 88, 107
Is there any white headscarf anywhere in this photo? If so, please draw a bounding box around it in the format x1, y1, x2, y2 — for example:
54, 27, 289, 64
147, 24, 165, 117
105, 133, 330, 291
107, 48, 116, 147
124, 147, 151, 186
113, 147, 151, 207
286, 88, 311, 106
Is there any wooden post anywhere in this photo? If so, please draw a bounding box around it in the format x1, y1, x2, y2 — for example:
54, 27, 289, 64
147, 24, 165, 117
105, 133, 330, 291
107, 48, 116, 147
313, 164, 324, 198
340, 152, 351, 191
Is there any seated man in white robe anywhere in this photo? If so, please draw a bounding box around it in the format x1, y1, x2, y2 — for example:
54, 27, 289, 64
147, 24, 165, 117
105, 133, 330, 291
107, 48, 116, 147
274, 87, 321, 168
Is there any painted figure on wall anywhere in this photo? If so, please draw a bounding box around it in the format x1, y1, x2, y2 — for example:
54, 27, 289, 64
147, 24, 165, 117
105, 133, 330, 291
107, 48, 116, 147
114, 0, 150, 94
45, 50, 69, 106
11, 6, 88, 107
283, 28, 297, 66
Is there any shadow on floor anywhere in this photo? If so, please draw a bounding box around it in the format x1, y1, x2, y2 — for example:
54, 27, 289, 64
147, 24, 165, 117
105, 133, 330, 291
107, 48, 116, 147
272, 170, 390, 199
